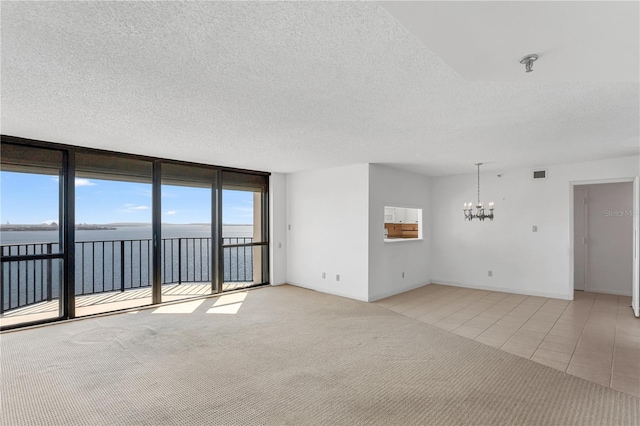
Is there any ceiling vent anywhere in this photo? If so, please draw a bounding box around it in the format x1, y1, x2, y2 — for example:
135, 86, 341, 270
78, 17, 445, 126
532, 169, 547, 179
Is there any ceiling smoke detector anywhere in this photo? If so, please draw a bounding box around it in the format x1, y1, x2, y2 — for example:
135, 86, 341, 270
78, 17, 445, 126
519, 54, 538, 73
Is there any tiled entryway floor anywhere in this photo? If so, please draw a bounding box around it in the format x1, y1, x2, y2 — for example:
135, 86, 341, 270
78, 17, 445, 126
375, 284, 640, 397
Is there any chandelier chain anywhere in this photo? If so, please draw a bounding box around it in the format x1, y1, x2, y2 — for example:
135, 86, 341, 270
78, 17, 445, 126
477, 164, 480, 205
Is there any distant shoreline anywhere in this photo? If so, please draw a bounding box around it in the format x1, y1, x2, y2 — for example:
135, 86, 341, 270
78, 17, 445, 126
1, 223, 251, 232
0, 225, 117, 232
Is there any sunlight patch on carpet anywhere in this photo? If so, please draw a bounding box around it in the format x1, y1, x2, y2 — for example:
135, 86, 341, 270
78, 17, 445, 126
153, 299, 204, 314
207, 292, 248, 314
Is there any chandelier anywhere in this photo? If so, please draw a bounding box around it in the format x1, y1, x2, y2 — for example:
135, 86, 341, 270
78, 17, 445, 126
463, 163, 494, 221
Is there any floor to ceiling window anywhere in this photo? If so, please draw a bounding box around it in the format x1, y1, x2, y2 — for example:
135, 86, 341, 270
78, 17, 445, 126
0, 143, 68, 328
161, 162, 216, 303
74, 151, 154, 316
0, 136, 269, 330
223, 172, 268, 290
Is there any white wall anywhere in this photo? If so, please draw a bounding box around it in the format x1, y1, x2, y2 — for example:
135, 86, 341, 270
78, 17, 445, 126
269, 173, 287, 285
286, 164, 370, 301
368, 164, 431, 301
431, 156, 640, 300
581, 182, 633, 296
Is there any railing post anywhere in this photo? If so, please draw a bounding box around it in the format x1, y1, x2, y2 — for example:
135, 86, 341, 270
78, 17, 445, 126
120, 240, 125, 292
46, 243, 53, 301
178, 238, 182, 285
0, 259, 4, 315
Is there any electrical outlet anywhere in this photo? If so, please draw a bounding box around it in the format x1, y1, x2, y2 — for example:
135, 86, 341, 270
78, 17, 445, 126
532, 225, 538, 232
322, 272, 326, 279
488, 270, 493, 277
336, 274, 340, 281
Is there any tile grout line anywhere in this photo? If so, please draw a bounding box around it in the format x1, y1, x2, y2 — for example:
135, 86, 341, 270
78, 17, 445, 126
497, 296, 558, 354
415, 289, 490, 322
466, 294, 544, 343
526, 298, 576, 370
564, 295, 597, 371
609, 295, 620, 388
446, 291, 512, 332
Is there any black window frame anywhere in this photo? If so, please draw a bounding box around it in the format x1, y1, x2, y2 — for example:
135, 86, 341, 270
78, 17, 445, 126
0, 134, 270, 330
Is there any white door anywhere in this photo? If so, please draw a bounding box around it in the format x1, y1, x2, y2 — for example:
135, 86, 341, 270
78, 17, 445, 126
394, 208, 406, 223
632, 177, 639, 317
574, 187, 588, 291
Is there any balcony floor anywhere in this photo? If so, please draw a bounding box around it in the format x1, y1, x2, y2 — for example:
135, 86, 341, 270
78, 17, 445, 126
0, 282, 253, 327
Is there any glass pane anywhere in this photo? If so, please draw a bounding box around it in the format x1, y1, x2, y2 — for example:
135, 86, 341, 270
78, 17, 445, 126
0, 259, 62, 327
1, 171, 62, 253
222, 189, 266, 289
161, 169, 213, 303
74, 153, 153, 316
1, 144, 64, 328
223, 189, 259, 241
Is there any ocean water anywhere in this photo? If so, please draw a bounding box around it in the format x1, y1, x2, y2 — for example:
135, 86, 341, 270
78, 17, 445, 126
1, 224, 259, 312
0, 224, 253, 245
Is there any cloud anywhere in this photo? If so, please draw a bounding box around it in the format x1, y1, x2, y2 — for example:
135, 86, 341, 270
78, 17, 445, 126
75, 178, 96, 187
120, 204, 150, 213
166, 210, 177, 215
50, 177, 96, 187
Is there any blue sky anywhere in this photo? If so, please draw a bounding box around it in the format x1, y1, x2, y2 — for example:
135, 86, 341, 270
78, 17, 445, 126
0, 172, 254, 225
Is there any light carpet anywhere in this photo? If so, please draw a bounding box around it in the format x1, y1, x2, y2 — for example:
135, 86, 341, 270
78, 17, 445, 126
1, 285, 638, 425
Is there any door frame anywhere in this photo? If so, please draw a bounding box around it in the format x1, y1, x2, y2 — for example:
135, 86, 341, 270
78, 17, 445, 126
573, 186, 588, 291
569, 177, 638, 309
633, 176, 639, 317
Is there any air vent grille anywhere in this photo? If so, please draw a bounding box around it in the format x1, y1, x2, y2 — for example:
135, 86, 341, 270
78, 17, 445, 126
533, 170, 547, 179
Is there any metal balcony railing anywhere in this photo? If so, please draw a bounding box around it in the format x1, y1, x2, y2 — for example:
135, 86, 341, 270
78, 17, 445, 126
0, 237, 254, 314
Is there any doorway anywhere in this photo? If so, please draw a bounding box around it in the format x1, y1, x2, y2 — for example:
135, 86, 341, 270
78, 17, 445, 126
573, 182, 633, 296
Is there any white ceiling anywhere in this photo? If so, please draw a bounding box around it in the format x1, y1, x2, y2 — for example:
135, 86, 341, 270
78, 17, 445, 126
382, 1, 639, 82
1, 1, 638, 177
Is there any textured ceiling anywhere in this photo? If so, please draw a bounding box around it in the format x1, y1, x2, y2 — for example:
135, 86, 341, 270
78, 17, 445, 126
1, 1, 638, 177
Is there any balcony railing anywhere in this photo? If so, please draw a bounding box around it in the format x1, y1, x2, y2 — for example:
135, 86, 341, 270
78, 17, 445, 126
1, 237, 254, 314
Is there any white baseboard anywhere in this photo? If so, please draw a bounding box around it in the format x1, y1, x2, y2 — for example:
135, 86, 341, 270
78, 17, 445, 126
582, 287, 632, 297
286, 281, 369, 302
431, 279, 572, 301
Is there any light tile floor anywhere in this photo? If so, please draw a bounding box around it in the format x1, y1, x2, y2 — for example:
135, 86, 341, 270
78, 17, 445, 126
374, 284, 640, 397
